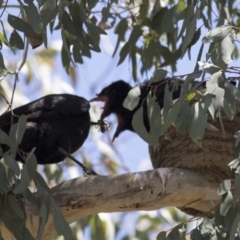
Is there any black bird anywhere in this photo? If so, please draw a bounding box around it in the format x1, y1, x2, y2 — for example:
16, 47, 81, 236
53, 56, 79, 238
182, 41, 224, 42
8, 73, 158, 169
90, 79, 183, 140
0, 94, 91, 164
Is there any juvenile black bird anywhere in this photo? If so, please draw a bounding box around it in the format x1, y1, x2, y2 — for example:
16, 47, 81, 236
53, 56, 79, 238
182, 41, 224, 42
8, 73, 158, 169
0, 94, 91, 164
90, 79, 183, 140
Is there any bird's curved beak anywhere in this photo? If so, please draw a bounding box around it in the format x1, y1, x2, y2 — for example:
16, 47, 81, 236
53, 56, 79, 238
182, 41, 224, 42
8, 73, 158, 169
89, 96, 109, 102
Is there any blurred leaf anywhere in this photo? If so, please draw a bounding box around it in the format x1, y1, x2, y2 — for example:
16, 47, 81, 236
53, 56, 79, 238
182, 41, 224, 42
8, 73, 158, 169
219, 37, 234, 64
123, 86, 140, 111
113, 19, 128, 57
34, 172, 51, 194
132, 106, 154, 144
220, 191, 233, 216
13, 165, 30, 194
0, 162, 8, 192
24, 3, 43, 34
26, 150, 37, 179
7, 194, 24, 219
16, 115, 26, 144
198, 61, 219, 74
0, 52, 6, 70
8, 14, 39, 37
161, 100, 181, 135
37, 202, 48, 240
217, 180, 231, 195
189, 102, 206, 141
148, 94, 161, 144
54, 209, 75, 240
202, 25, 232, 43
157, 231, 167, 240
150, 69, 168, 83
0, 129, 11, 146
9, 30, 24, 50
4, 154, 20, 176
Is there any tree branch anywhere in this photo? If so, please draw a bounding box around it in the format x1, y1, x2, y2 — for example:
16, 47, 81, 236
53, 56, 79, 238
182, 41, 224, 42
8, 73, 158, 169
2, 168, 220, 239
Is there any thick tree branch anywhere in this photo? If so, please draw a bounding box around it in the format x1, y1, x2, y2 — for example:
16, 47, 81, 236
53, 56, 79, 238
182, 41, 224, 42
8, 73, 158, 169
2, 168, 220, 239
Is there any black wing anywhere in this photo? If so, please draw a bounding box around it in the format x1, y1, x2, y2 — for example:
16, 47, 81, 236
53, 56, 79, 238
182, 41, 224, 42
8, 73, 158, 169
0, 94, 90, 129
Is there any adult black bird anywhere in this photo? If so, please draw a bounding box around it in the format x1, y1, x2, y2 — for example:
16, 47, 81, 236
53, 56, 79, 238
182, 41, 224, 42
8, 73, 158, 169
90, 79, 184, 140
0, 94, 91, 165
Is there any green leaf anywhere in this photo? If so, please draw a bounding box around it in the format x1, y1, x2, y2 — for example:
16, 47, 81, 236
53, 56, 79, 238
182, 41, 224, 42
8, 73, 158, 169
161, 100, 181, 135
8, 14, 39, 37
13, 165, 31, 194
24, 4, 43, 34
220, 191, 233, 216
132, 106, 153, 145
9, 30, 24, 50
217, 180, 231, 195
181, 8, 198, 56
219, 37, 234, 64
229, 209, 239, 240
224, 205, 238, 234
37, 203, 48, 240
0, 129, 11, 146
7, 194, 24, 219
16, 115, 26, 144
26, 150, 37, 180
189, 102, 206, 140
85, 21, 106, 35
113, 19, 128, 57
0, 162, 8, 192
123, 86, 140, 111
0, 52, 6, 70
4, 154, 20, 176
148, 94, 162, 145
34, 172, 51, 194
157, 231, 167, 240
202, 25, 232, 43
206, 72, 224, 116
53, 210, 75, 240
150, 69, 168, 83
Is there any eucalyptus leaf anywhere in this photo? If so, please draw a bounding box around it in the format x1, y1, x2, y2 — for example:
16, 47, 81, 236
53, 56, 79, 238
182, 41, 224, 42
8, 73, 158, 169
189, 102, 206, 140
123, 86, 140, 111
16, 115, 26, 144
150, 69, 168, 83
202, 25, 232, 43
161, 100, 181, 135
13, 165, 30, 194
53, 210, 75, 240
0, 52, 6, 70
37, 203, 48, 240
8, 14, 39, 37
24, 4, 43, 34
132, 106, 154, 145
157, 231, 167, 240
7, 194, 24, 219
9, 30, 24, 50
0, 162, 8, 192
220, 191, 233, 216
4, 154, 20, 176
217, 180, 231, 195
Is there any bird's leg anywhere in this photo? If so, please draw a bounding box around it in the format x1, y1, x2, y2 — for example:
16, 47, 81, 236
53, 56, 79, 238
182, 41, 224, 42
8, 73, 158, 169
58, 148, 98, 176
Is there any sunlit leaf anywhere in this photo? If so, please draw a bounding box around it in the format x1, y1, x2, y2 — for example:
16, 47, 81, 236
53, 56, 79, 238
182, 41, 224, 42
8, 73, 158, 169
123, 86, 140, 111
202, 25, 232, 43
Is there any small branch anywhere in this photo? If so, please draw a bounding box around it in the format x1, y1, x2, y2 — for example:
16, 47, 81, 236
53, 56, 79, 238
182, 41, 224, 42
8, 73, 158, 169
58, 148, 98, 176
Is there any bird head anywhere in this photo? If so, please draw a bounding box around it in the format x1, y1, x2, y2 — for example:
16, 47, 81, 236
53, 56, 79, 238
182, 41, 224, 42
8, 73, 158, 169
90, 80, 134, 140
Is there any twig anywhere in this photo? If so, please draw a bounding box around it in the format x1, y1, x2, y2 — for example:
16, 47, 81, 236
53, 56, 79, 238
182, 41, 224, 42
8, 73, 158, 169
58, 148, 98, 176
